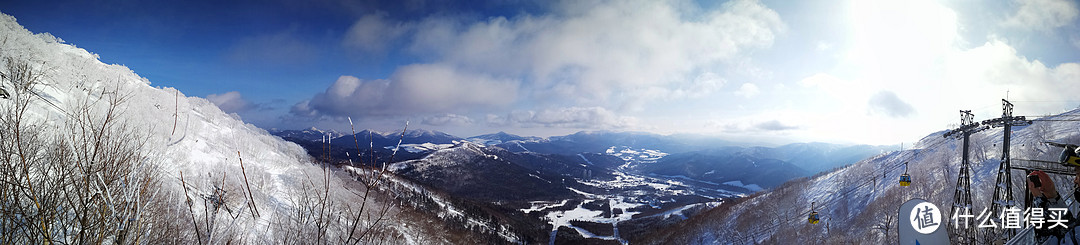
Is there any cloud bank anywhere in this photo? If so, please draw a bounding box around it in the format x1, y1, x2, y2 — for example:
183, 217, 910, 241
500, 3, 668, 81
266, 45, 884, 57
486, 107, 637, 129
1002, 0, 1078, 32
295, 0, 784, 125
207, 91, 257, 113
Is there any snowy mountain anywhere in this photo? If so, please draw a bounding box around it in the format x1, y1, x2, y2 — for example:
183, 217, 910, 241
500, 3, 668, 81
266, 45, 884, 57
320, 128, 462, 150
491, 131, 885, 174
0, 12, 472, 244
752, 142, 893, 173
269, 127, 344, 142
605, 146, 671, 164
466, 131, 542, 145
401, 128, 462, 143
269, 128, 465, 167
635, 149, 808, 189
637, 108, 1080, 244
616, 143, 892, 189
389, 142, 575, 201
497, 130, 694, 154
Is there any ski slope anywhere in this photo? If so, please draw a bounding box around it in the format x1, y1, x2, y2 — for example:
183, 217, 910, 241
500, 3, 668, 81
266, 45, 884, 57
0, 12, 426, 243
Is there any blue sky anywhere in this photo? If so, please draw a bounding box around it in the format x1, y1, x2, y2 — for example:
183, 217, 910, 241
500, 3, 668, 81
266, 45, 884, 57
3, 0, 1080, 145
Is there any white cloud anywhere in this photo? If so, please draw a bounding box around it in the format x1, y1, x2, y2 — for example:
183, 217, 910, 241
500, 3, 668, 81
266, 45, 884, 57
281, 0, 1080, 145
735, 83, 759, 98
798, 73, 867, 99
207, 91, 256, 113
639, 72, 728, 101
404, 0, 782, 105
753, 120, 799, 131
1002, 0, 1079, 32
799, 73, 843, 88
300, 0, 783, 132
816, 41, 831, 51
943, 39, 1080, 115
292, 76, 390, 117
708, 117, 799, 134
389, 63, 519, 112
847, 0, 959, 79
421, 113, 474, 126
486, 107, 637, 129
292, 63, 519, 118
793, 37, 1080, 145
867, 90, 915, 118
342, 14, 412, 54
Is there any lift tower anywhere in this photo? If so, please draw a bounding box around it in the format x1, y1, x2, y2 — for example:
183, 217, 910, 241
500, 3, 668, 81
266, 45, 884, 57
982, 99, 1031, 240
944, 110, 984, 244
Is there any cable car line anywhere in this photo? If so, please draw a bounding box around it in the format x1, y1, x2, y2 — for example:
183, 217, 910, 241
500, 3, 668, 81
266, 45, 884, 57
735, 112, 1080, 242
791, 138, 955, 225
726, 115, 1080, 241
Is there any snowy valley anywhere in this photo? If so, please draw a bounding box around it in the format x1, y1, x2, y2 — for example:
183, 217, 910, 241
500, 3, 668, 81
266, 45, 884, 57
272, 127, 893, 243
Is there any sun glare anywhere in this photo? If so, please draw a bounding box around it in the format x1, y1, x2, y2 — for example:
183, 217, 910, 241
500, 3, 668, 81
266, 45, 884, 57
847, 0, 959, 80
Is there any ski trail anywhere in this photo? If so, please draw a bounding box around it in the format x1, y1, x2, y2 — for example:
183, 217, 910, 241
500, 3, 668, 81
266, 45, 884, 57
611, 198, 628, 245
579, 154, 594, 165
549, 229, 557, 245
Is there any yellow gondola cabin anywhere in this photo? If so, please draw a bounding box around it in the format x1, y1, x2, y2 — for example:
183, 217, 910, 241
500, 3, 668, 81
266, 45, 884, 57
808, 202, 820, 224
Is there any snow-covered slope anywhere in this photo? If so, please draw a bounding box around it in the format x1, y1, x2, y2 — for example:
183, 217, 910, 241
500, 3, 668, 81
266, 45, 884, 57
639, 108, 1080, 244
0, 12, 432, 243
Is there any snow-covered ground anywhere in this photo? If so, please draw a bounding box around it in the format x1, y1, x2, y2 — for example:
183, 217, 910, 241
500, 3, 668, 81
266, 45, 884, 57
606, 146, 669, 166
0, 12, 433, 243
580, 171, 746, 198
540, 197, 642, 245
535, 159, 749, 244
649, 202, 722, 220
722, 180, 764, 192
385, 142, 456, 153
521, 200, 570, 214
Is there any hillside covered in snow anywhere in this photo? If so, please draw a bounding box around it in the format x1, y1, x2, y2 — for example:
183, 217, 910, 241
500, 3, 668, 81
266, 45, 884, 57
638, 108, 1080, 244
0, 12, 481, 244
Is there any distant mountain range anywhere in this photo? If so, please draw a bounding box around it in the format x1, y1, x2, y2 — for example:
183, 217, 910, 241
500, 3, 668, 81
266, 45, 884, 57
269, 127, 894, 242
467, 131, 542, 145
635, 149, 807, 188
268, 127, 344, 142
329, 129, 462, 148
493, 131, 705, 155
271, 128, 892, 189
